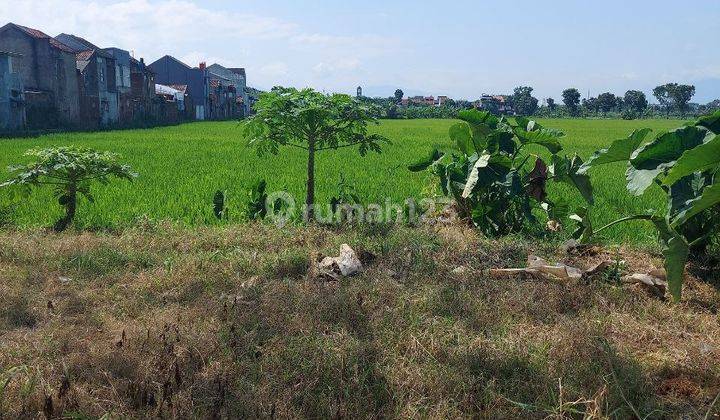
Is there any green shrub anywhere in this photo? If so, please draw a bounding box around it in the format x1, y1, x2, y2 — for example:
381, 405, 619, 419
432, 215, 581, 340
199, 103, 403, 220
410, 109, 592, 236
1, 146, 136, 231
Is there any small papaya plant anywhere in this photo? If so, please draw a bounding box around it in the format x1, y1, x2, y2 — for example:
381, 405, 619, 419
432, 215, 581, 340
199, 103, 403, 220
243, 87, 390, 221
577, 110, 720, 301
409, 109, 593, 236
329, 174, 363, 224
0, 146, 137, 232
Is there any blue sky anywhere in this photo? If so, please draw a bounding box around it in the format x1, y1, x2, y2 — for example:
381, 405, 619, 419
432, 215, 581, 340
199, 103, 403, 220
2, 0, 719, 102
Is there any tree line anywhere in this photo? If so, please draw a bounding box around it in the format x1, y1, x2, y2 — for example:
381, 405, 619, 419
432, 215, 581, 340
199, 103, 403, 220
358, 84, 718, 120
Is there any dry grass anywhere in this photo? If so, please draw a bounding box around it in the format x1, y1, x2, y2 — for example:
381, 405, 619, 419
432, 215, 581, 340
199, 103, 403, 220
0, 222, 719, 419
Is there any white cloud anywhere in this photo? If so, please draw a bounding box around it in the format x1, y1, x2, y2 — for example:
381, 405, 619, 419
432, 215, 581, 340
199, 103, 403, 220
0, 0, 402, 92
0, 0, 297, 60
291, 33, 399, 57
258, 62, 289, 77
313, 58, 361, 74
620, 72, 640, 80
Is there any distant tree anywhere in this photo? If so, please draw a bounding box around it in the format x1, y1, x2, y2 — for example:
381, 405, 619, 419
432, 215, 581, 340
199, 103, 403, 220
546, 97, 556, 111
615, 97, 625, 111
386, 104, 400, 119
653, 83, 696, 117
669, 84, 696, 117
394, 89, 404, 104
512, 86, 539, 116
244, 87, 390, 221
582, 97, 599, 114
653, 84, 672, 117
562, 88, 581, 116
597, 92, 617, 115
624, 90, 648, 114
455, 100, 473, 109
703, 99, 720, 113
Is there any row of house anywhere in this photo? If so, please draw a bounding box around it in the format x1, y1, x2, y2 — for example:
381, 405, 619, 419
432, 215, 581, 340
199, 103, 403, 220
476, 95, 513, 115
401, 95, 451, 107
0, 22, 249, 132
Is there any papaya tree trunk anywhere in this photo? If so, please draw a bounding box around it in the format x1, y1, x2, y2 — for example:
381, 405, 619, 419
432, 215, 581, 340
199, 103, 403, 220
54, 185, 77, 232
305, 136, 316, 221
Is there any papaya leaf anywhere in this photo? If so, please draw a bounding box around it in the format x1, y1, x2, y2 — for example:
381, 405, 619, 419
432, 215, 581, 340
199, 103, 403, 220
578, 128, 651, 174
662, 133, 719, 186
408, 148, 445, 172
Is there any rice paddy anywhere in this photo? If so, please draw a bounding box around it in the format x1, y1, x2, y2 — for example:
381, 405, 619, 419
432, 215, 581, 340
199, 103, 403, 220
0, 118, 686, 244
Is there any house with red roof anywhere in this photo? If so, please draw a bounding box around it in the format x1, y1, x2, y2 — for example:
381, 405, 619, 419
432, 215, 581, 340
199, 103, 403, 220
148, 56, 210, 120
55, 33, 119, 128
0, 51, 26, 131
0, 23, 80, 129
207, 63, 249, 117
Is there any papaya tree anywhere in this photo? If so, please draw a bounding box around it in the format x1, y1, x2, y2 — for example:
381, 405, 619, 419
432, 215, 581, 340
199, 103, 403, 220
1, 146, 137, 231
243, 87, 390, 221
409, 109, 593, 236
577, 110, 720, 300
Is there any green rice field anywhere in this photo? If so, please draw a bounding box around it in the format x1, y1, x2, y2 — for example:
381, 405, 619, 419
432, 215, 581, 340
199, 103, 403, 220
0, 118, 686, 244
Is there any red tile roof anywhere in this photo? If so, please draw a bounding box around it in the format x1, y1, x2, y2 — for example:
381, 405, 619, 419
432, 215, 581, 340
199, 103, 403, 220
14, 24, 75, 53
76, 50, 94, 61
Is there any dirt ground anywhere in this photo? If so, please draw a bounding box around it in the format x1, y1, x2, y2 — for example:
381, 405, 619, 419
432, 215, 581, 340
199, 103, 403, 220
1, 223, 719, 418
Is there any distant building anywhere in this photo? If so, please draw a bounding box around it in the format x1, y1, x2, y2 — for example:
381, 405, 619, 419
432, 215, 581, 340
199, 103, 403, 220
436, 95, 449, 106
357, 86, 362, 97
154, 83, 184, 123
404, 95, 435, 106
207, 63, 248, 117
125, 57, 156, 124
0, 23, 80, 129
55, 33, 119, 128
149, 56, 209, 120
167, 84, 194, 119
0, 51, 25, 131
478, 94, 513, 115
103, 47, 133, 124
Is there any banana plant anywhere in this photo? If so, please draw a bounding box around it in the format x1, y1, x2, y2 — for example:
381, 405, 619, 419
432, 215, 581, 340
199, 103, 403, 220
409, 109, 593, 236
577, 110, 720, 301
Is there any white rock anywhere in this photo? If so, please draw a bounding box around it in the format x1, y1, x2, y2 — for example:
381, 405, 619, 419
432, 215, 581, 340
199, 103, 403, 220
337, 244, 363, 276
317, 244, 363, 279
